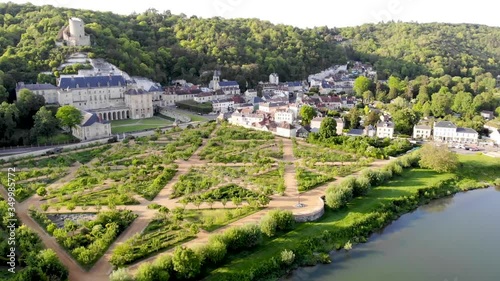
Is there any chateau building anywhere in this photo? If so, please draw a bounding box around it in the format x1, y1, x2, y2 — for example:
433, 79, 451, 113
72, 109, 112, 141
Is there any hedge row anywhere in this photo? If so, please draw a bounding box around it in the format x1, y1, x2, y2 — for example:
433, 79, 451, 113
124, 210, 295, 281
325, 152, 420, 210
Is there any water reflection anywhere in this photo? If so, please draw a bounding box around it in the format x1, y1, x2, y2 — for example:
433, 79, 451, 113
420, 196, 454, 213
494, 185, 500, 192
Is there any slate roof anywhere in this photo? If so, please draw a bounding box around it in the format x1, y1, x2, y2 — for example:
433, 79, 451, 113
414, 124, 432, 130
346, 129, 364, 136
124, 88, 148, 95
80, 110, 108, 127
251, 97, 264, 104
219, 81, 239, 87
287, 81, 302, 87
377, 121, 395, 128
147, 84, 163, 92
434, 121, 457, 128
17, 83, 58, 91
457, 127, 478, 134
59, 75, 126, 89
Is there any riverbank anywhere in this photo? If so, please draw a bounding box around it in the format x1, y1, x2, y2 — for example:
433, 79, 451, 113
284, 186, 500, 281
204, 154, 499, 281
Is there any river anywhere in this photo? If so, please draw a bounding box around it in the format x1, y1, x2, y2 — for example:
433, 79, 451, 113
285, 187, 500, 281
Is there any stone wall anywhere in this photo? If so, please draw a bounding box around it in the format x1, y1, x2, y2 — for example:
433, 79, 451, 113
293, 197, 325, 222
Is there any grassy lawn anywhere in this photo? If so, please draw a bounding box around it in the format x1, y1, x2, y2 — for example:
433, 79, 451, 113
204, 168, 458, 279
185, 113, 208, 122
111, 117, 172, 134
457, 154, 500, 182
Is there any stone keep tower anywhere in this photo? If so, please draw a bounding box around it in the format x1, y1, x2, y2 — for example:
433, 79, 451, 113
63, 18, 91, 46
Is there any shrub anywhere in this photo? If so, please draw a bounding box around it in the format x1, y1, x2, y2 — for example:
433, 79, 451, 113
172, 246, 201, 280
280, 249, 295, 266
223, 224, 262, 251
259, 210, 294, 237
361, 169, 377, 186
136, 262, 170, 281
202, 239, 227, 265
153, 254, 174, 273
148, 203, 161, 209
260, 214, 278, 237
110, 268, 134, 281
353, 176, 371, 197
325, 184, 353, 210
36, 187, 47, 197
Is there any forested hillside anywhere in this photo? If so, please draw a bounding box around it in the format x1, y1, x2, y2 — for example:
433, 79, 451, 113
0, 2, 500, 97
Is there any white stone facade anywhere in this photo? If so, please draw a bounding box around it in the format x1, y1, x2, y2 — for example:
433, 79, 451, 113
376, 121, 395, 139
413, 125, 432, 139
433, 121, 478, 144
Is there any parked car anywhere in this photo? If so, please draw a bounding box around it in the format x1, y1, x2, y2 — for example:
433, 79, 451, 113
107, 136, 118, 143
45, 147, 63, 155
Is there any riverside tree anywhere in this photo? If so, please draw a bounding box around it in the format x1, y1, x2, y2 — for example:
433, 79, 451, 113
418, 143, 459, 173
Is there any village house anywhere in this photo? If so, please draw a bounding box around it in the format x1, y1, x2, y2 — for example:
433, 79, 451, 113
274, 108, 295, 124
276, 122, 297, 138
433, 121, 478, 144
376, 121, 395, 139
244, 89, 258, 102
319, 95, 342, 110
259, 102, 288, 113
211, 99, 234, 113
413, 124, 432, 139
480, 111, 495, 120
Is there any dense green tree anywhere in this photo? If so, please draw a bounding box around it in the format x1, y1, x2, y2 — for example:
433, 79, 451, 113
319, 117, 337, 138
299, 105, 316, 125
347, 107, 361, 129
387, 76, 402, 100
56, 105, 82, 129
362, 90, 374, 104
416, 85, 430, 104
0, 85, 8, 103
430, 91, 452, 117
365, 111, 380, 126
419, 143, 459, 173
353, 76, 372, 96
0, 101, 19, 141
392, 108, 419, 135
31, 106, 58, 139
35, 249, 69, 281
15, 89, 45, 129
451, 91, 474, 116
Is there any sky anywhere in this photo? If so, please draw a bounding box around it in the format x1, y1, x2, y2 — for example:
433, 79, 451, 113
3, 0, 500, 28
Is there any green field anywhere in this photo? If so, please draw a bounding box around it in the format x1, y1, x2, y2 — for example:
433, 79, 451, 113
111, 117, 172, 134
205, 154, 500, 280
184, 113, 209, 122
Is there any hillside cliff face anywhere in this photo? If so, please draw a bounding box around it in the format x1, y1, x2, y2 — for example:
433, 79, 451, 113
0, 2, 499, 92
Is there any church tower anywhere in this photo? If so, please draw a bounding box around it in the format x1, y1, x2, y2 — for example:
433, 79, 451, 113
212, 70, 221, 90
